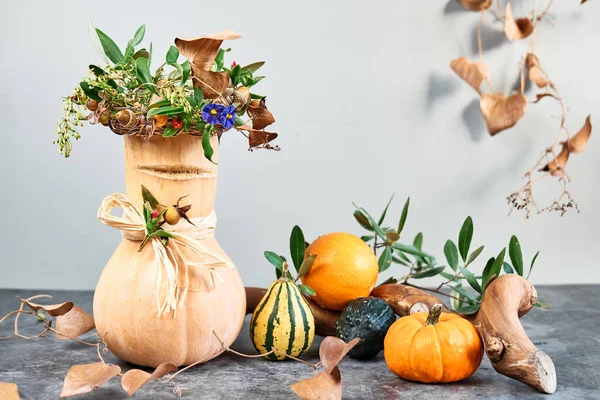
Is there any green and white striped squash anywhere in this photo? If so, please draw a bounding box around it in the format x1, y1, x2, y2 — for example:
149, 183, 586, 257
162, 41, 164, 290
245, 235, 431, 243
250, 277, 315, 360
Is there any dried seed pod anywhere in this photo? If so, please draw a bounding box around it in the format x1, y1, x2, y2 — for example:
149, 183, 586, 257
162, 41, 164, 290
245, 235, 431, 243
115, 109, 137, 128
99, 113, 109, 126
164, 206, 181, 225
86, 99, 99, 111
232, 89, 249, 112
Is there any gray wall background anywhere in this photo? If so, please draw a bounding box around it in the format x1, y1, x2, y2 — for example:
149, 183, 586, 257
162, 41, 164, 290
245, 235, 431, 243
1, 1, 598, 290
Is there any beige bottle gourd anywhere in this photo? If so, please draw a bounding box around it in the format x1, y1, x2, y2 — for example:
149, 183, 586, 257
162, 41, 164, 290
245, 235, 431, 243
93, 133, 246, 367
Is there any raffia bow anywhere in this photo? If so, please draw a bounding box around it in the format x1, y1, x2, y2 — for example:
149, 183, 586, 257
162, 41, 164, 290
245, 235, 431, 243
97, 193, 232, 318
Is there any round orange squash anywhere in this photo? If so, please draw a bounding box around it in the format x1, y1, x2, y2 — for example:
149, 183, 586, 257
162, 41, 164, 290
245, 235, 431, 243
301, 232, 378, 311
384, 304, 483, 383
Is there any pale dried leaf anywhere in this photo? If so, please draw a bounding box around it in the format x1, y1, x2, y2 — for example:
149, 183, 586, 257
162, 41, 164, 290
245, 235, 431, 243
534, 93, 556, 103
525, 54, 548, 88
567, 115, 592, 154
319, 337, 360, 374
247, 101, 276, 130
24, 301, 74, 317
60, 362, 121, 398
480, 93, 527, 135
456, 0, 492, 11
174, 30, 241, 72
540, 145, 570, 177
450, 57, 489, 93
121, 362, 178, 396
290, 366, 342, 400
191, 69, 230, 99
505, 2, 533, 40
0, 383, 20, 400
56, 305, 95, 340
236, 125, 279, 149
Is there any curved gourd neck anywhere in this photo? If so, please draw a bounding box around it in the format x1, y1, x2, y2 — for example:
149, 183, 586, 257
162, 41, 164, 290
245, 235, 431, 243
124, 134, 219, 218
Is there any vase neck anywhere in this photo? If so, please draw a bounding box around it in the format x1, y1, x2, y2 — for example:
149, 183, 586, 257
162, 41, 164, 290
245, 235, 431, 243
124, 134, 219, 218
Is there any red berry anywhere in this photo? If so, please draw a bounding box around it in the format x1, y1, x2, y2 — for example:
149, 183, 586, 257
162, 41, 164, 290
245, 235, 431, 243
151, 209, 160, 219
173, 119, 182, 129
231, 61, 237, 68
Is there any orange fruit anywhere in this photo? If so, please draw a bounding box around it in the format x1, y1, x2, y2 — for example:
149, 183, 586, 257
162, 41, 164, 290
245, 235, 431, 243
301, 232, 378, 311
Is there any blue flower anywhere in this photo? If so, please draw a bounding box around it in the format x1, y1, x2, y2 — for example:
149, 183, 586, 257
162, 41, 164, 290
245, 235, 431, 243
220, 105, 236, 130
202, 103, 224, 125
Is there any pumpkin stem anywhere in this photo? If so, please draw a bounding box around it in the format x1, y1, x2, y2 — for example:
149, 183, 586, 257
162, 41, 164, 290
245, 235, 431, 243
280, 261, 290, 281
424, 303, 443, 325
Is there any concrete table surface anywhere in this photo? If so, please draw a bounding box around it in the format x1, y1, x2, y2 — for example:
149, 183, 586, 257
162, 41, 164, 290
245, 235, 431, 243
0, 286, 598, 399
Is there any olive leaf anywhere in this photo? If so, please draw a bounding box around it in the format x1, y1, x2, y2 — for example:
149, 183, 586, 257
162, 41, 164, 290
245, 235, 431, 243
483, 248, 506, 290
60, 362, 121, 397
480, 93, 527, 135
397, 196, 410, 234
448, 284, 477, 305
443, 240, 459, 271
458, 266, 482, 293
527, 251, 540, 279
465, 245, 484, 267
412, 266, 446, 279
378, 194, 394, 225
56, 306, 95, 340
297, 254, 317, 280
88, 20, 109, 64
458, 216, 473, 263
503, 262, 514, 274
509, 235, 523, 276
353, 210, 373, 230
385, 232, 400, 243
264, 251, 284, 269
391, 242, 431, 259
450, 57, 489, 94
378, 247, 392, 273
121, 362, 177, 396
504, 2, 533, 41
298, 284, 316, 296
95, 28, 123, 64
289, 225, 306, 273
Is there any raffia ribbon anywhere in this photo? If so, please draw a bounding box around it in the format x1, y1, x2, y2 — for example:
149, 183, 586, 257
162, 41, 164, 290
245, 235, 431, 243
97, 193, 233, 318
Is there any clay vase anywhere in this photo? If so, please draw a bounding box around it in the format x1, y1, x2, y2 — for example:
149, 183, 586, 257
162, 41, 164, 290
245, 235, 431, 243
93, 134, 246, 367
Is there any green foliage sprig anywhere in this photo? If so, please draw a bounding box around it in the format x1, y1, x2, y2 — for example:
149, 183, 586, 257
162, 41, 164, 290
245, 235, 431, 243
353, 195, 546, 313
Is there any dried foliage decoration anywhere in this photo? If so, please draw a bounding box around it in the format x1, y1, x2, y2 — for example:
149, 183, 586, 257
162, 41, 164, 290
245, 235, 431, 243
451, 0, 593, 218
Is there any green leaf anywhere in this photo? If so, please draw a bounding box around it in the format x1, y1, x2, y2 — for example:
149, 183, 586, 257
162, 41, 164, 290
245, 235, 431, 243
484, 248, 506, 290
141, 185, 158, 209
298, 284, 316, 297
88, 20, 109, 64
79, 82, 101, 101
289, 225, 306, 273
133, 49, 150, 60
411, 266, 445, 279
147, 105, 184, 118
527, 251, 540, 279
391, 242, 431, 259
360, 235, 374, 242
88, 64, 104, 76
458, 266, 482, 293
162, 126, 180, 137
149, 229, 175, 239
353, 210, 373, 231
192, 88, 204, 109
297, 254, 317, 280
214, 48, 230, 71
443, 240, 459, 271
465, 245, 484, 267
448, 284, 477, 304
481, 257, 495, 289
456, 303, 481, 315
503, 262, 514, 274
385, 232, 400, 243
534, 299, 550, 309
378, 194, 394, 225
180, 60, 190, 86
378, 277, 398, 286
242, 61, 265, 73
397, 197, 410, 234
458, 216, 473, 262
130, 24, 146, 47
149, 42, 153, 64
202, 124, 216, 164
166, 45, 179, 65
135, 57, 154, 92
509, 235, 524, 276
234, 117, 245, 127
378, 247, 392, 273
413, 232, 423, 250
95, 28, 124, 64
264, 251, 284, 269
392, 255, 410, 266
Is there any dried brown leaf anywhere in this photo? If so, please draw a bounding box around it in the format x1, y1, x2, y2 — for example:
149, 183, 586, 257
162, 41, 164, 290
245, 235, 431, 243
24, 301, 74, 317
290, 366, 342, 400
247, 101, 276, 130
540, 145, 570, 177
456, 0, 492, 11
525, 54, 548, 88
480, 92, 527, 135
59, 362, 121, 398
121, 362, 178, 396
174, 30, 241, 72
236, 125, 279, 149
567, 115, 592, 154
56, 305, 95, 340
191, 69, 230, 99
450, 57, 489, 94
534, 93, 556, 103
319, 336, 360, 374
505, 2, 533, 40
0, 383, 20, 400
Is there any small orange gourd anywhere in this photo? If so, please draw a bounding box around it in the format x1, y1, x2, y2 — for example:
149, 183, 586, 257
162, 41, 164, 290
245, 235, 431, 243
384, 304, 483, 383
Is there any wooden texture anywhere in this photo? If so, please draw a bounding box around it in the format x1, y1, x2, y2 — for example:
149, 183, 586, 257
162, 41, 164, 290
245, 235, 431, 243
93, 134, 246, 367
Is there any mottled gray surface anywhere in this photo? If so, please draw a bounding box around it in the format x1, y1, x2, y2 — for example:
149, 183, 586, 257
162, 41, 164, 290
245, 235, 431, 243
0, 286, 598, 399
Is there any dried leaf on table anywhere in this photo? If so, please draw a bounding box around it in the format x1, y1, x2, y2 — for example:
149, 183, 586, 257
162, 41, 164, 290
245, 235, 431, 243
247, 99, 276, 130
174, 30, 241, 72
191, 69, 230, 99
480, 93, 528, 135
24, 301, 74, 317
566, 115, 592, 154
505, 2, 533, 40
59, 362, 121, 398
121, 362, 178, 396
236, 125, 278, 149
0, 383, 20, 400
56, 305, 95, 340
450, 57, 489, 93
525, 54, 548, 88
290, 366, 342, 400
456, 0, 492, 11
319, 336, 360, 374
540, 145, 570, 177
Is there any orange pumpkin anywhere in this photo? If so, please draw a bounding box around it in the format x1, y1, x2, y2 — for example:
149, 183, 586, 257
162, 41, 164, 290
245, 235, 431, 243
384, 304, 483, 383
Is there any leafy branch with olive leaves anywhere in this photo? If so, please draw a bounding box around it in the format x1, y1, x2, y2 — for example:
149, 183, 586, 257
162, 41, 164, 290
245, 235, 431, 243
353, 195, 546, 314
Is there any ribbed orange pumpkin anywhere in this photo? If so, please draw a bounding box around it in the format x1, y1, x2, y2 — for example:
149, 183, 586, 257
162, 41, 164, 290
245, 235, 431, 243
384, 304, 483, 383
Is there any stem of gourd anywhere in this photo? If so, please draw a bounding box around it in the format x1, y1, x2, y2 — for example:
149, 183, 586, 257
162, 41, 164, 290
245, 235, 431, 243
424, 303, 443, 325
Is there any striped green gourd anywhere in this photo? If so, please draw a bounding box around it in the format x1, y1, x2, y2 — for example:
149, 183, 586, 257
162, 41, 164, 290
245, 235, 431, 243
250, 263, 315, 360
